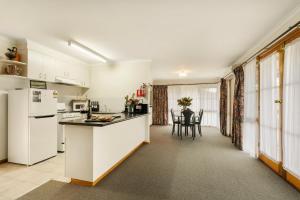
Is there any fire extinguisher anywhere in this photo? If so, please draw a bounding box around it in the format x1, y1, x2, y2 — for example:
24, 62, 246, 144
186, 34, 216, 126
136, 88, 141, 97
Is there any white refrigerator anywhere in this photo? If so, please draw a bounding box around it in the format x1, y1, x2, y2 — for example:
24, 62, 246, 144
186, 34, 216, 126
8, 88, 58, 165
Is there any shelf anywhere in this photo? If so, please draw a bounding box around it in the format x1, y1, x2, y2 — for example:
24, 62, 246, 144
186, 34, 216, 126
0, 74, 27, 79
0, 59, 27, 66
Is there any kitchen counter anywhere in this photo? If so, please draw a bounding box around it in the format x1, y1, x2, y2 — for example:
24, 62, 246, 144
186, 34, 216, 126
59, 113, 148, 127
61, 112, 150, 186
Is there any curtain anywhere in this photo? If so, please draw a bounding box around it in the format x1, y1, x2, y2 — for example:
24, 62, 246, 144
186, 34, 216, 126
219, 78, 227, 135
168, 84, 219, 127
152, 85, 168, 125
232, 66, 244, 149
243, 60, 258, 157
260, 52, 281, 162
283, 40, 300, 178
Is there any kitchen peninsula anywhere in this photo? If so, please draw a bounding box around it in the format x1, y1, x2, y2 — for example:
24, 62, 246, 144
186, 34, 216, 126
59, 113, 150, 186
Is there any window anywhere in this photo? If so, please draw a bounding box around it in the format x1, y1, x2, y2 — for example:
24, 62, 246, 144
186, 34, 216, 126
243, 60, 258, 157
168, 84, 219, 127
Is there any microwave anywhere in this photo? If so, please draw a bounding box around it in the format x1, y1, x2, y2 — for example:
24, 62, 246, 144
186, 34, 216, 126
134, 103, 148, 114
72, 100, 88, 112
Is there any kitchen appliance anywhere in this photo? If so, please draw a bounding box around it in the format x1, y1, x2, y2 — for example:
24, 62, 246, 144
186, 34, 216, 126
90, 101, 100, 112
134, 103, 148, 114
8, 88, 58, 165
57, 102, 66, 112
72, 100, 88, 112
55, 77, 81, 86
57, 105, 82, 152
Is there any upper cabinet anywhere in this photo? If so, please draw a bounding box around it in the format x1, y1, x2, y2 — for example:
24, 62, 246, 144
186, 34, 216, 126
27, 50, 55, 82
19, 40, 90, 88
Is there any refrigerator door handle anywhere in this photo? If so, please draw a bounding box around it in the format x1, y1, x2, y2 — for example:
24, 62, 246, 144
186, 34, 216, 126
34, 115, 56, 119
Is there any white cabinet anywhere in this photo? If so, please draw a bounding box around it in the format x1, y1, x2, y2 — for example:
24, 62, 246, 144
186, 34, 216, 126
55, 61, 71, 79
27, 49, 90, 88
27, 50, 56, 82
27, 50, 44, 81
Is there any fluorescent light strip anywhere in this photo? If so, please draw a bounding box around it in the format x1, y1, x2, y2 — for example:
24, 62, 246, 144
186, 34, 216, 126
68, 40, 107, 63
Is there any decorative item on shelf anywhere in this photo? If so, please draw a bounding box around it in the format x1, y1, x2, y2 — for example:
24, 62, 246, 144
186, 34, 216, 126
177, 97, 193, 111
125, 93, 140, 113
4, 64, 22, 76
5, 47, 18, 60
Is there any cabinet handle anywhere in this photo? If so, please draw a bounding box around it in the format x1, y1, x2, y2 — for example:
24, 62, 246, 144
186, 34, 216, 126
44, 74, 47, 80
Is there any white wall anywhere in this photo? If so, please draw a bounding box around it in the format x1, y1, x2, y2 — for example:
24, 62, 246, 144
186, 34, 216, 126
87, 60, 152, 112
233, 5, 300, 65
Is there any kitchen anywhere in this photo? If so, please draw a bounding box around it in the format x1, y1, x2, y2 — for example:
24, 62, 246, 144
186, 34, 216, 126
0, 35, 152, 199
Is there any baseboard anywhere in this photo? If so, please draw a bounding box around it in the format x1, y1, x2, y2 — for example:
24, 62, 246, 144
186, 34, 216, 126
71, 141, 148, 186
259, 154, 300, 192
259, 153, 281, 174
286, 172, 300, 191
0, 158, 7, 164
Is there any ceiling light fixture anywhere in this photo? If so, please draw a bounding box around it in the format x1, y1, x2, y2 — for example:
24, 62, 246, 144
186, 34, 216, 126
68, 40, 107, 63
178, 70, 188, 77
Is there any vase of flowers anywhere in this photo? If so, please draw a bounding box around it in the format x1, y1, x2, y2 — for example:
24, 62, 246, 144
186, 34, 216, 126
125, 93, 140, 113
177, 97, 192, 110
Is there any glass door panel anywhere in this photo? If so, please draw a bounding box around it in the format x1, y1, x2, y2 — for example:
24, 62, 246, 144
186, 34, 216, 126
259, 52, 281, 162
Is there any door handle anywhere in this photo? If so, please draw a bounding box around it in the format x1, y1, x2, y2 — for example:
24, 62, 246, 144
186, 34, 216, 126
274, 100, 282, 104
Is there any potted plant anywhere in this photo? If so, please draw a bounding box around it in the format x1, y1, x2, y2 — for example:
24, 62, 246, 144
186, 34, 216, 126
177, 97, 193, 110
125, 93, 140, 113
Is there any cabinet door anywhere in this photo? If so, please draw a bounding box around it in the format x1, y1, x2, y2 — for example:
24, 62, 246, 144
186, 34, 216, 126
27, 50, 44, 81
54, 59, 65, 78
43, 55, 56, 82
82, 66, 90, 88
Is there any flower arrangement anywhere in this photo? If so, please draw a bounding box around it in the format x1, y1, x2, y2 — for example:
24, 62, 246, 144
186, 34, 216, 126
125, 93, 140, 106
125, 93, 140, 113
177, 97, 192, 110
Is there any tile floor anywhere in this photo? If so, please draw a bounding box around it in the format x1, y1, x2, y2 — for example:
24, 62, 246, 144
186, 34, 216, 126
0, 153, 69, 200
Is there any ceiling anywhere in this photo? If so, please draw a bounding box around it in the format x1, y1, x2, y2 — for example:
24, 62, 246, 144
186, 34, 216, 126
0, 0, 299, 81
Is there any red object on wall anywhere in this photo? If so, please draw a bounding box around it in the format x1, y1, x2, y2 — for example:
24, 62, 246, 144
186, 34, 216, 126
141, 88, 145, 97
137, 88, 146, 97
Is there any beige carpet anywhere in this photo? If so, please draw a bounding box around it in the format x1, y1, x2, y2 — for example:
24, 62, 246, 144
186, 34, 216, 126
19, 126, 300, 200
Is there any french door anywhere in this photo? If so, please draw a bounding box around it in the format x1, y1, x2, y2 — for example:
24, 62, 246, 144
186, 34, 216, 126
259, 51, 283, 173
256, 29, 300, 190
282, 39, 300, 183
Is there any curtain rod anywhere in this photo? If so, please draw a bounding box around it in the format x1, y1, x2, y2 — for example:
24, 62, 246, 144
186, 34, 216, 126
238, 21, 300, 67
223, 72, 234, 79
160, 82, 219, 86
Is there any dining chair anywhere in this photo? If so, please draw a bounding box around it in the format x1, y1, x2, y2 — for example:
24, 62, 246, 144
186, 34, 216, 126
171, 109, 180, 135
195, 109, 204, 136
180, 108, 196, 140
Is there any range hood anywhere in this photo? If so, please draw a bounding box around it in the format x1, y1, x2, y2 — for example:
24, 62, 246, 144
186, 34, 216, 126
55, 77, 81, 86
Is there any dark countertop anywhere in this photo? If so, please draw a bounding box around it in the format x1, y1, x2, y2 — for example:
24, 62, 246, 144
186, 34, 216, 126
59, 113, 149, 127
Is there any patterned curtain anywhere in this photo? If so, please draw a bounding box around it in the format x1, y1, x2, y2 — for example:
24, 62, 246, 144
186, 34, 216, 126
232, 66, 244, 149
152, 85, 169, 125
219, 78, 227, 136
